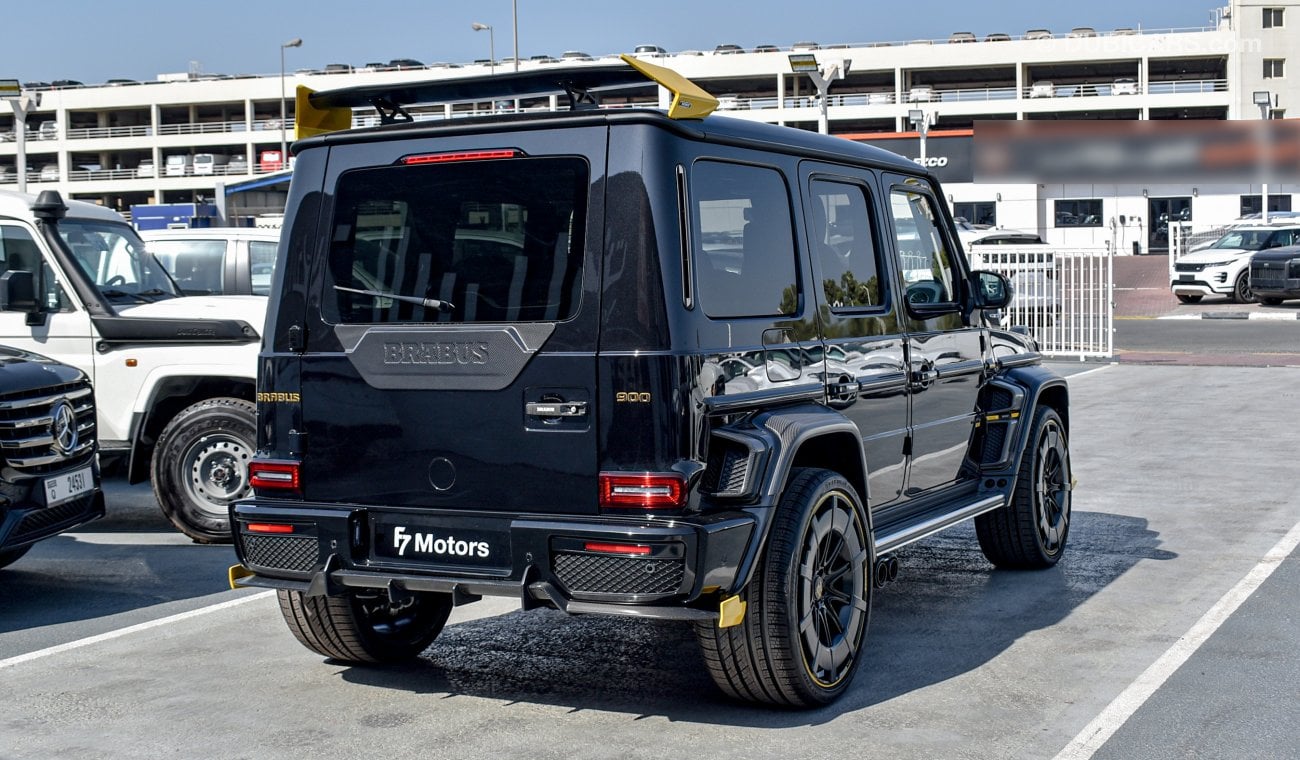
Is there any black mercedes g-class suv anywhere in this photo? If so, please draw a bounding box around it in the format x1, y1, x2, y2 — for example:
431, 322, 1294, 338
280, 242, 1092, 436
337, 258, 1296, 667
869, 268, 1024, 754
0, 345, 103, 569
230, 58, 1072, 707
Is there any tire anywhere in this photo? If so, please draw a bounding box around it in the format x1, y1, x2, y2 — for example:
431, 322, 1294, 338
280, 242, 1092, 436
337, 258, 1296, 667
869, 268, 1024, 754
1175, 294, 1202, 304
1259, 296, 1284, 306
277, 588, 453, 663
976, 407, 1072, 569
1232, 271, 1256, 304
151, 397, 256, 543
0, 545, 32, 570
696, 468, 872, 707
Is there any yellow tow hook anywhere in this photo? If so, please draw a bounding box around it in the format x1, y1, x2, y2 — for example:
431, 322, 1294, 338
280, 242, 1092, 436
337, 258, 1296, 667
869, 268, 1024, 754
228, 564, 254, 590
718, 595, 747, 628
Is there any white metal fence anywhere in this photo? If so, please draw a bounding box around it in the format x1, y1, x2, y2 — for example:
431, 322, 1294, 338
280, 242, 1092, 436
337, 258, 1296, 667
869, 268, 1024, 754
969, 246, 1113, 359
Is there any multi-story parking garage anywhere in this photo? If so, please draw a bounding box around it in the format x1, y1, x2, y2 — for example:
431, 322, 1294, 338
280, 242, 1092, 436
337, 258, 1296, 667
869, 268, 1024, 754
1, 0, 1295, 250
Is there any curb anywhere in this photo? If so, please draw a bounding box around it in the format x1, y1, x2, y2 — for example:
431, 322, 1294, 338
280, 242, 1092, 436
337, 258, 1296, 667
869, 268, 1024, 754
1157, 312, 1300, 321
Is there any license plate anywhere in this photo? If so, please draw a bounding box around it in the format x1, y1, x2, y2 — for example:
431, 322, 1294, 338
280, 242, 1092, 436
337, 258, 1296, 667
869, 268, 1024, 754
44, 465, 95, 506
372, 517, 510, 569
1179, 274, 1194, 281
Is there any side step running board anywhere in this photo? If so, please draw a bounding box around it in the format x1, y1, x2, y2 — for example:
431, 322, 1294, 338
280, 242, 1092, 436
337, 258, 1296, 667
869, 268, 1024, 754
874, 494, 1004, 555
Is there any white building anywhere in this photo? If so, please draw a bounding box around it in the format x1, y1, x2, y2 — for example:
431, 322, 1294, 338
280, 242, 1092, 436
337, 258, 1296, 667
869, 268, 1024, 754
1, 0, 1295, 250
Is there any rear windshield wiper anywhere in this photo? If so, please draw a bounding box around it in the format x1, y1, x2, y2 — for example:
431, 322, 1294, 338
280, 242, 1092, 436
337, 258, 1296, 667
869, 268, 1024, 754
334, 285, 454, 313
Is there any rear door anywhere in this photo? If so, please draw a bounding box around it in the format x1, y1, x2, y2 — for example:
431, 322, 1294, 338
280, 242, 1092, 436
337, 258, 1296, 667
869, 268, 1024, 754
298, 127, 605, 515
800, 166, 910, 509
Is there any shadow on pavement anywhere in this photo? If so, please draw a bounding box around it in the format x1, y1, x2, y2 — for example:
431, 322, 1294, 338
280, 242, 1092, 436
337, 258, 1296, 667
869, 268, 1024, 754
0, 535, 238, 635
337, 510, 1174, 725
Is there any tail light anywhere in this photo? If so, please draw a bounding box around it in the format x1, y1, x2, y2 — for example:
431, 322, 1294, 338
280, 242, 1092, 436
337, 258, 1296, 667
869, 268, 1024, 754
599, 472, 687, 511
584, 542, 653, 555
249, 459, 301, 496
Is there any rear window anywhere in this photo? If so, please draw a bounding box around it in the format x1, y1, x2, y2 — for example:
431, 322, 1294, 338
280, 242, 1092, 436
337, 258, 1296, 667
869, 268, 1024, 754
323, 156, 588, 324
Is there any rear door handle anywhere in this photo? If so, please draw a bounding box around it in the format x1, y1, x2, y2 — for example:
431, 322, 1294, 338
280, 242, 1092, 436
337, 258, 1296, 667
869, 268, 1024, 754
526, 401, 589, 418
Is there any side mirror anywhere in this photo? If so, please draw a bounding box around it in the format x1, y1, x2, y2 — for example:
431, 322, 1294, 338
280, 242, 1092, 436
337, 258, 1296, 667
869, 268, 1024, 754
972, 270, 1013, 310
0, 270, 39, 313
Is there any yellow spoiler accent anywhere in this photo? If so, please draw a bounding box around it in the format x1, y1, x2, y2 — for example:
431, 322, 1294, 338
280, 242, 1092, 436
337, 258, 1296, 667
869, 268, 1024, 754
296, 85, 353, 141
619, 54, 719, 119
718, 594, 747, 628
228, 564, 255, 590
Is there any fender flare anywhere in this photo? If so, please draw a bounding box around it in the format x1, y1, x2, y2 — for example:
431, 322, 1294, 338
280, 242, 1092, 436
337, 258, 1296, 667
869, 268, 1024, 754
709, 402, 871, 594
980, 364, 1070, 489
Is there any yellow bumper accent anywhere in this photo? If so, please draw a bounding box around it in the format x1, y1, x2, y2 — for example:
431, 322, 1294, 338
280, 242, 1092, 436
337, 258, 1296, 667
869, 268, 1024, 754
718, 595, 747, 628
228, 564, 255, 590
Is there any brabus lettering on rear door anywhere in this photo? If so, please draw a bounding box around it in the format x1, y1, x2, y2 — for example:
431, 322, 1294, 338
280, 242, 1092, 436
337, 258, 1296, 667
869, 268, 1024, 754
381, 342, 490, 366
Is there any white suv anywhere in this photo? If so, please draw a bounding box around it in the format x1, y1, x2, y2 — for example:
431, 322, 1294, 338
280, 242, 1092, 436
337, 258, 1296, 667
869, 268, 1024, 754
1171, 224, 1300, 303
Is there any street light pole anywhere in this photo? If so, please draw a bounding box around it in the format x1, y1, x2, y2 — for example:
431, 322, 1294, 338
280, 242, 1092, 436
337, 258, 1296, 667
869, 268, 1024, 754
1, 81, 37, 193
280, 37, 303, 171
1253, 90, 1272, 223
909, 109, 932, 165
472, 22, 495, 75
512, 0, 519, 72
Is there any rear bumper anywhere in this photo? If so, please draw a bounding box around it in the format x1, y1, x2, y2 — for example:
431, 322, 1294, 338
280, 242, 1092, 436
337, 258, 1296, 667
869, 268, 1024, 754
230, 500, 757, 622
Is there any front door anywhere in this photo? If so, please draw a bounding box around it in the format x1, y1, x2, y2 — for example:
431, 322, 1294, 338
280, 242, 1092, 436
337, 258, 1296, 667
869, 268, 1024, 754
0, 222, 95, 381
885, 181, 985, 498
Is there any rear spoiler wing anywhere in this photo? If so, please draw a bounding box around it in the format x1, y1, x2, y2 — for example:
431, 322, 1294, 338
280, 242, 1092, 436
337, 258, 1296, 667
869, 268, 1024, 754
296, 54, 719, 139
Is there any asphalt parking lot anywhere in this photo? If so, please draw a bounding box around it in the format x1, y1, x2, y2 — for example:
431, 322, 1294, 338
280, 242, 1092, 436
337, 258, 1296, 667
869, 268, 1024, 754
1, 361, 1297, 760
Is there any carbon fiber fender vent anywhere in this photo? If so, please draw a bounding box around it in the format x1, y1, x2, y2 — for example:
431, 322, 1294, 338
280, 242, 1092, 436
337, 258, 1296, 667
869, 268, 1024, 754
701, 440, 752, 497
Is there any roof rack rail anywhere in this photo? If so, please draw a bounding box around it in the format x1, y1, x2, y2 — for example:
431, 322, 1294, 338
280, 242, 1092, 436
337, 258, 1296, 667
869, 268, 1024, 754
296, 54, 719, 140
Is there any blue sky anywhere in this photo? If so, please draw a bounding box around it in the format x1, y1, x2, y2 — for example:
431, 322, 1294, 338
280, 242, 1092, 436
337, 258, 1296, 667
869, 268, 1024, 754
7, 0, 1216, 84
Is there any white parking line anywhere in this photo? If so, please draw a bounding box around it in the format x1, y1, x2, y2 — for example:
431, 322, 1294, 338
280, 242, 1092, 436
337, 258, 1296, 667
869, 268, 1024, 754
1054, 518, 1300, 760
1062, 364, 1116, 381
0, 591, 274, 671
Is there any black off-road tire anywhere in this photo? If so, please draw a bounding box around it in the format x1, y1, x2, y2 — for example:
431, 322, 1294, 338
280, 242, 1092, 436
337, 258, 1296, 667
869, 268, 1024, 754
695, 468, 872, 707
277, 588, 453, 663
976, 406, 1072, 569
151, 397, 256, 544
1175, 294, 1202, 304
0, 545, 32, 570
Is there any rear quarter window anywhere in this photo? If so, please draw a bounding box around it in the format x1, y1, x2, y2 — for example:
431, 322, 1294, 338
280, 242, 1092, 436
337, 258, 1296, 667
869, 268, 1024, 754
323, 156, 588, 324
690, 160, 799, 318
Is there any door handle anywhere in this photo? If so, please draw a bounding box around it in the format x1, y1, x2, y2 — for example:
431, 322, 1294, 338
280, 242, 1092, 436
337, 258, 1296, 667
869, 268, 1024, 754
525, 401, 588, 418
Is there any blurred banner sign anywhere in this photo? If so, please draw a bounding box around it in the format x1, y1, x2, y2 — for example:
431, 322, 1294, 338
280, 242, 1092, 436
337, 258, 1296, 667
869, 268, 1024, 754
974, 120, 1300, 184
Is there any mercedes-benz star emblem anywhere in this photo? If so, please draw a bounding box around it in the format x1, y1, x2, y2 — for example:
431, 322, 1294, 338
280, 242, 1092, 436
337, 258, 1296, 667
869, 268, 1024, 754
50, 400, 78, 456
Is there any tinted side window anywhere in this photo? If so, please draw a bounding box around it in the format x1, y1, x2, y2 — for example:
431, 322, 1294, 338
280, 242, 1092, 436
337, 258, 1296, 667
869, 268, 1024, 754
890, 189, 956, 305
146, 239, 227, 294
692, 161, 798, 318
248, 240, 278, 296
0, 224, 67, 310
324, 156, 587, 324
810, 179, 884, 310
